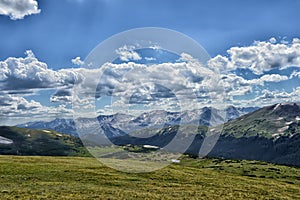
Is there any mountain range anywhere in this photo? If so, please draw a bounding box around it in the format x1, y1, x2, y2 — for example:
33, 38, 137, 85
79, 103, 300, 166
2, 103, 300, 166
17, 106, 259, 136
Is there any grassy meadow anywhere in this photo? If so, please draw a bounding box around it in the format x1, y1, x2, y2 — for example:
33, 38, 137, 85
0, 155, 299, 199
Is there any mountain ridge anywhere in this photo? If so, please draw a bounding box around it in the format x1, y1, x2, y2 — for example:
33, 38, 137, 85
17, 106, 259, 136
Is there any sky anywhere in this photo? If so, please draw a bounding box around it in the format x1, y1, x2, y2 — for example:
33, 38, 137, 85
1, 0, 300, 125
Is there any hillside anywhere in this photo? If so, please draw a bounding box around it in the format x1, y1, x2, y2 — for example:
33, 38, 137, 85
206, 103, 300, 166
0, 155, 299, 199
0, 126, 89, 157
223, 102, 300, 138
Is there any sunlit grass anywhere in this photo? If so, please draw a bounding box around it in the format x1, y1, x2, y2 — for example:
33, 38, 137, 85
0, 155, 299, 199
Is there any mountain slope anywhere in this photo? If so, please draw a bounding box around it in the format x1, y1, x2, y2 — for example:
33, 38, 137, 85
223, 102, 300, 138
0, 126, 89, 156
206, 103, 300, 166
19, 118, 78, 136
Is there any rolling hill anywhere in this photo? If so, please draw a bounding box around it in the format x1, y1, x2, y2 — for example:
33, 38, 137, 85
0, 126, 89, 156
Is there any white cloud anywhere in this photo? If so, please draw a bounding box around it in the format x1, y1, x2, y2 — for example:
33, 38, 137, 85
229, 86, 300, 108
71, 54, 226, 114
208, 38, 300, 74
0, 94, 42, 112
116, 45, 142, 61
269, 37, 277, 44
2, 40, 300, 123
0, 0, 40, 20
145, 57, 156, 61
208, 55, 235, 72
251, 89, 292, 106
0, 50, 83, 91
0, 93, 74, 125
71, 56, 84, 66
290, 70, 300, 79
218, 72, 291, 106
259, 74, 288, 83
50, 89, 73, 103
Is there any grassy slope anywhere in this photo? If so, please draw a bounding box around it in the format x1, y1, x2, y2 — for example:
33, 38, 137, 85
223, 103, 300, 138
0, 155, 299, 199
0, 126, 90, 157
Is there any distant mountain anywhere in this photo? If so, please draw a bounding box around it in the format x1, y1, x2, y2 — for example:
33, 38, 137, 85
0, 126, 89, 156
17, 106, 259, 136
19, 118, 77, 136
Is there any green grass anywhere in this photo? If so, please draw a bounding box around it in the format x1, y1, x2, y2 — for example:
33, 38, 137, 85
0, 155, 299, 199
0, 126, 90, 157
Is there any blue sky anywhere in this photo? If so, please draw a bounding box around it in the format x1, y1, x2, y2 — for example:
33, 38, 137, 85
2, 0, 300, 68
1, 0, 300, 125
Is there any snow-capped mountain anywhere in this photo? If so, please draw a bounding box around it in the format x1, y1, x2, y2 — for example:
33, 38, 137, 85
17, 106, 259, 136
19, 118, 77, 136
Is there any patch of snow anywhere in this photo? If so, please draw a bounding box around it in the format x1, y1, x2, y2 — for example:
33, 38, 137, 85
285, 121, 293, 125
143, 145, 160, 149
43, 130, 51, 133
277, 126, 289, 133
26, 134, 31, 137
171, 159, 180, 163
296, 116, 300, 121
273, 103, 281, 111
56, 133, 63, 137
272, 133, 279, 137
276, 117, 284, 121
0, 136, 13, 145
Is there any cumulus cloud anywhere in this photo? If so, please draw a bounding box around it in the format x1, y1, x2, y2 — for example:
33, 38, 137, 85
0, 93, 74, 125
259, 74, 288, 83
208, 38, 300, 74
290, 70, 300, 79
2, 38, 300, 123
248, 89, 294, 106
208, 55, 234, 72
220, 73, 288, 90
218, 72, 292, 106
144, 57, 156, 61
71, 56, 84, 66
0, 50, 83, 91
69, 45, 300, 112
229, 86, 300, 108
0, 94, 41, 112
87, 57, 224, 112
50, 89, 73, 103
116, 45, 142, 61
269, 37, 277, 44
0, 0, 40, 20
